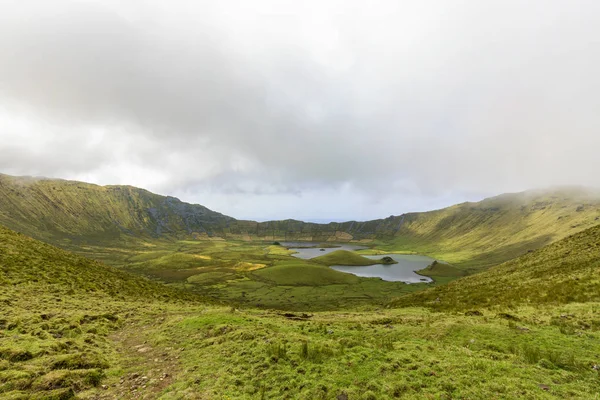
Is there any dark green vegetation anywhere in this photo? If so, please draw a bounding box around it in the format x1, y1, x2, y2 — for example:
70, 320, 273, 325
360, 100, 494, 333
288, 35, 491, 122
311, 250, 397, 266
2, 173, 600, 398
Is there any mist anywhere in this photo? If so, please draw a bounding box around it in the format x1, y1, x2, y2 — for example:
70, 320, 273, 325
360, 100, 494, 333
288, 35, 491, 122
1, 0, 599, 220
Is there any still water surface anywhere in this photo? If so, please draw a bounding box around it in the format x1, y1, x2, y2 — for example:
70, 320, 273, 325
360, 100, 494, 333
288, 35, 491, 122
283, 242, 433, 283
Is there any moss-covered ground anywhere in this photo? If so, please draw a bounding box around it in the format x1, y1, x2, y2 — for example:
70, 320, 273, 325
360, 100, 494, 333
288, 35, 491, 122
4, 292, 600, 399
3, 223, 600, 398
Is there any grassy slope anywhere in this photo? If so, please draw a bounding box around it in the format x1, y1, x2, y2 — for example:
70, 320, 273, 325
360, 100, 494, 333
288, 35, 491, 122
392, 224, 600, 310
0, 225, 200, 399
0, 225, 197, 302
0, 174, 233, 245
311, 250, 392, 266
3, 173, 600, 276
2, 226, 600, 398
380, 188, 600, 270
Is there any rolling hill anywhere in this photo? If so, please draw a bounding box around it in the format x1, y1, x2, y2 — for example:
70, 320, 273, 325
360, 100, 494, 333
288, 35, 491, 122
2, 173, 600, 271
0, 223, 197, 301
380, 187, 600, 269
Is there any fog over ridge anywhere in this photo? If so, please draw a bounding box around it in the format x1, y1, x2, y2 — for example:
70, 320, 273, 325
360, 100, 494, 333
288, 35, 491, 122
1, 0, 599, 220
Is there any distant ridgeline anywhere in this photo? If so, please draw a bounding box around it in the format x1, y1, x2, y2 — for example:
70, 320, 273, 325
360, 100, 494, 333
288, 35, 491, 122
0, 173, 399, 242
1, 173, 600, 268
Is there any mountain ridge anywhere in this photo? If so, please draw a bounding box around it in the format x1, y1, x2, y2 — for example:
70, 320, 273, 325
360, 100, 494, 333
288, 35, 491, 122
2, 172, 600, 270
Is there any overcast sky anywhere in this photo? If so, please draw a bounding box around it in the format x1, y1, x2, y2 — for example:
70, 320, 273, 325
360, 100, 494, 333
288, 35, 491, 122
1, 0, 599, 221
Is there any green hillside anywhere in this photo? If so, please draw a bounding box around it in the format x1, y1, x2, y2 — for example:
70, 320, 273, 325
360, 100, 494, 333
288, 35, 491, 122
3, 174, 600, 275
380, 188, 600, 269
0, 225, 198, 301
0, 224, 201, 399
0, 173, 233, 245
392, 223, 600, 310
2, 224, 600, 398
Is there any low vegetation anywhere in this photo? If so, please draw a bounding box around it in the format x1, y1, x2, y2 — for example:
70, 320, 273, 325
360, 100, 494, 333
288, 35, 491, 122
253, 260, 360, 286
392, 224, 600, 310
3, 174, 600, 275
2, 175, 600, 398
0, 225, 202, 399
61, 238, 431, 311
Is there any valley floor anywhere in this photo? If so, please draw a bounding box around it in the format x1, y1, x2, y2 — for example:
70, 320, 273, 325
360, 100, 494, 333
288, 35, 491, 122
69, 240, 442, 311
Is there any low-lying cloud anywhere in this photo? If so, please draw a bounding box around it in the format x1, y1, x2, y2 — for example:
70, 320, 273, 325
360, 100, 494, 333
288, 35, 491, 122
1, 0, 599, 220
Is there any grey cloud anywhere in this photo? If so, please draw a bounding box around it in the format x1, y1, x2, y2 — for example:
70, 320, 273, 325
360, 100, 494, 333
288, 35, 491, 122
1, 0, 600, 219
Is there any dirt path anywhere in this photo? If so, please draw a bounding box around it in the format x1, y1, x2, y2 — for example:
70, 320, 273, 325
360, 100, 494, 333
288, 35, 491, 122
86, 317, 183, 400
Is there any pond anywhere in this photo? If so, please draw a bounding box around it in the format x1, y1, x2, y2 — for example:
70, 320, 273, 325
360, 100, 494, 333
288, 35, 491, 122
283, 242, 433, 283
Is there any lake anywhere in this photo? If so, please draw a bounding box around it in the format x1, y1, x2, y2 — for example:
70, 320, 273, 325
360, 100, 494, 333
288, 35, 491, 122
281, 242, 367, 259
331, 254, 434, 283
283, 242, 433, 283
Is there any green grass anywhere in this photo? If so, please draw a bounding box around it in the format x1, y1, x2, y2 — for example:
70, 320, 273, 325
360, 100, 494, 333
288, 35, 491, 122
375, 188, 600, 270
252, 260, 360, 286
3, 173, 600, 277
311, 250, 396, 266
2, 223, 600, 398
0, 226, 198, 302
0, 225, 204, 399
124, 304, 600, 399
392, 223, 600, 310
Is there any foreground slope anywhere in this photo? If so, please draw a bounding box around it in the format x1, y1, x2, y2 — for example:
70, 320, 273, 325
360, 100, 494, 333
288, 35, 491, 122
0, 224, 197, 398
0, 225, 198, 301
2, 225, 600, 398
392, 223, 600, 310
